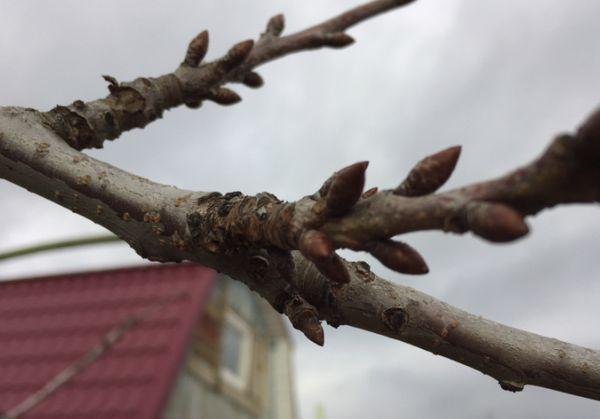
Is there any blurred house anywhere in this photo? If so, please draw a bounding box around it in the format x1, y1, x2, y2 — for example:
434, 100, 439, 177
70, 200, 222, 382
0, 263, 297, 419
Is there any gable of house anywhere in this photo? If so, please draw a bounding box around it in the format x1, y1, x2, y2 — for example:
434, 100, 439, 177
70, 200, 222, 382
0, 263, 214, 419
164, 276, 297, 419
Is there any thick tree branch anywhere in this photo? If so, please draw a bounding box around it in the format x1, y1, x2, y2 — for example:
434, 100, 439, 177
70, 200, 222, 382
1, 0, 600, 402
2, 104, 600, 400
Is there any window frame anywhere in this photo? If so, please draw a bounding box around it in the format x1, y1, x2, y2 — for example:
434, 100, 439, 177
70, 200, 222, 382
219, 308, 254, 392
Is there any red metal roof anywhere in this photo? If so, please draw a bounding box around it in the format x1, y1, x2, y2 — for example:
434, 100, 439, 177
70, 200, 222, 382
0, 263, 216, 419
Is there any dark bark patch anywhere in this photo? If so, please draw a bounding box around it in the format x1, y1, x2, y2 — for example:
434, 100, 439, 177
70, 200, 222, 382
382, 307, 407, 334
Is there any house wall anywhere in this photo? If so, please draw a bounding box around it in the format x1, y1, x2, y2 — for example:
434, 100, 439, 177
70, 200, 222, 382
163, 277, 296, 419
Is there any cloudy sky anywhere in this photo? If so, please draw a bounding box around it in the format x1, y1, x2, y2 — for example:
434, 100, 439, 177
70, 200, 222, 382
1, 0, 600, 417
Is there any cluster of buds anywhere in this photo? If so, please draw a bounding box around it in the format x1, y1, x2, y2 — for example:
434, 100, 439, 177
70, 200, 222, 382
178, 29, 264, 108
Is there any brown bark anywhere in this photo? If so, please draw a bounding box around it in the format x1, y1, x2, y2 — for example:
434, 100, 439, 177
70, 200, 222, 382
1, 0, 599, 402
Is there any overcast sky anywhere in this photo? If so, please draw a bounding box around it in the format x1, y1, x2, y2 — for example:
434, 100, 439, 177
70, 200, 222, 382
1, 1, 600, 418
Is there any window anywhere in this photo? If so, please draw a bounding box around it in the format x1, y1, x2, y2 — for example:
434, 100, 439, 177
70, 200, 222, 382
219, 309, 253, 392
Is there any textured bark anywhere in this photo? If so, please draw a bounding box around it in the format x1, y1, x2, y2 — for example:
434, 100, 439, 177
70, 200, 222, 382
1, 0, 600, 402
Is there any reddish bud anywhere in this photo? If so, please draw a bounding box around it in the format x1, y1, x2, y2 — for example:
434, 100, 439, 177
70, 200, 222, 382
466, 203, 529, 242
183, 30, 209, 67
102, 75, 119, 94
299, 230, 350, 284
266, 14, 285, 36
302, 315, 325, 346
395, 146, 461, 196
220, 40, 254, 72
102, 74, 118, 87
299, 230, 333, 261
323, 32, 355, 48
242, 71, 264, 88
285, 296, 324, 346
297, 315, 324, 346
208, 88, 241, 105
326, 161, 368, 216
369, 240, 429, 275
316, 254, 350, 284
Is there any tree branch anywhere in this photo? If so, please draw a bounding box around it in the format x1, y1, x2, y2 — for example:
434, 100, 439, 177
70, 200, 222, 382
1, 0, 599, 402
40, 0, 416, 150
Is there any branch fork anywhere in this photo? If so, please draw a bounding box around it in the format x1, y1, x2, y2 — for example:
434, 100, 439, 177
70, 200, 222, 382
2, 0, 600, 402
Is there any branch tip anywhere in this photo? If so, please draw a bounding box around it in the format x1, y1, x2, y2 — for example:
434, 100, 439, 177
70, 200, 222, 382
266, 14, 285, 36
220, 39, 255, 72
299, 230, 333, 261
207, 87, 242, 105
323, 32, 355, 48
368, 240, 429, 275
299, 230, 350, 284
395, 145, 461, 196
183, 30, 209, 67
284, 295, 325, 346
303, 316, 325, 346
242, 71, 264, 88
466, 203, 529, 242
318, 254, 351, 284
325, 161, 368, 216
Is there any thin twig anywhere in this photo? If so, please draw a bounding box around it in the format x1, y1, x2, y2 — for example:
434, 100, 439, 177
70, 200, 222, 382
41, 0, 417, 150
0, 234, 120, 262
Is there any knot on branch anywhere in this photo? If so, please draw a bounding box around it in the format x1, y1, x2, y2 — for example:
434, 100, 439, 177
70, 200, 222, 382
187, 191, 294, 254
43, 105, 97, 150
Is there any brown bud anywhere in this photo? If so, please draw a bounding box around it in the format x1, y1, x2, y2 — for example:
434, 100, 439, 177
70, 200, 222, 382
208, 88, 241, 105
102, 75, 119, 94
299, 230, 350, 284
102, 74, 118, 86
323, 32, 355, 48
326, 161, 368, 216
266, 14, 285, 36
316, 254, 350, 284
299, 230, 333, 261
219, 40, 254, 72
300, 314, 325, 346
242, 71, 264, 88
368, 240, 429, 274
466, 203, 529, 242
285, 296, 324, 346
183, 30, 209, 67
395, 146, 461, 196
